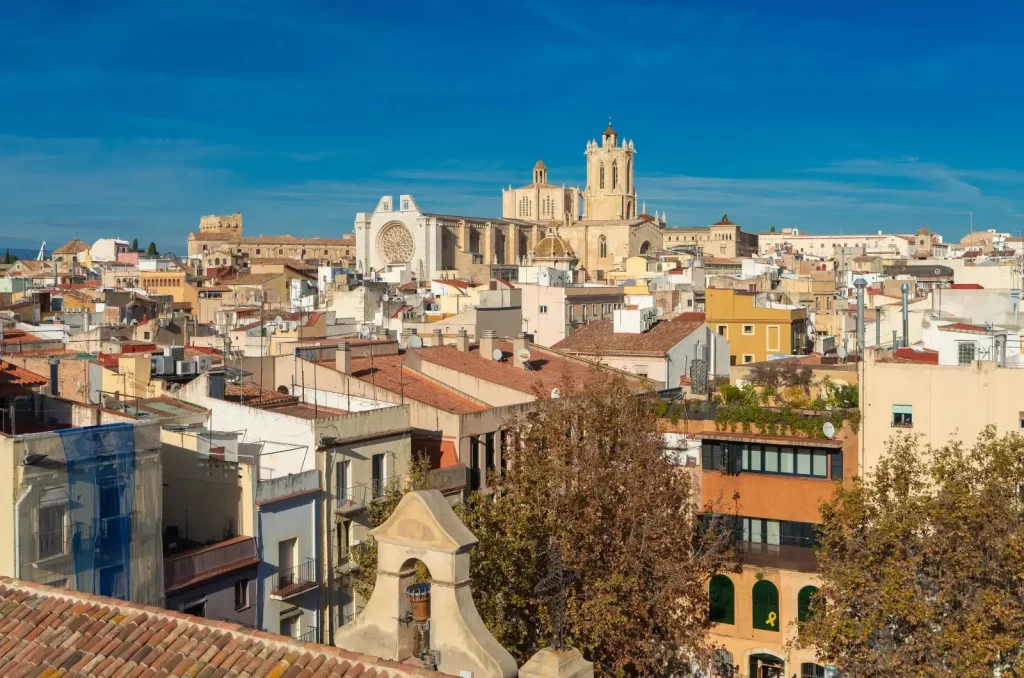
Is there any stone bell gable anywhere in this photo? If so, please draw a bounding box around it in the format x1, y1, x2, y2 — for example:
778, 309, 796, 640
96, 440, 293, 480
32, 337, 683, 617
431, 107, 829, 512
335, 490, 518, 677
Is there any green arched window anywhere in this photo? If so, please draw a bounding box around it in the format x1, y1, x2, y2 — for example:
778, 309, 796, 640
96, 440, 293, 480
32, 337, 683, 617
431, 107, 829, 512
752, 579, 780, 631
709, 575, 735, 624
798, 585, 819, 623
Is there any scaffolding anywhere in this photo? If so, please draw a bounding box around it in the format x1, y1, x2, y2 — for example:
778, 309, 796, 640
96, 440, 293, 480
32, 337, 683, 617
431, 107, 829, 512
16, 421, 163, 606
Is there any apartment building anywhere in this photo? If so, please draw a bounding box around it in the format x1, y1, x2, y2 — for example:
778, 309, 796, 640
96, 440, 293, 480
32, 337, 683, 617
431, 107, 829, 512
664, 215, 759, 258
706, 288, 810, 364
518, 283, 624, 347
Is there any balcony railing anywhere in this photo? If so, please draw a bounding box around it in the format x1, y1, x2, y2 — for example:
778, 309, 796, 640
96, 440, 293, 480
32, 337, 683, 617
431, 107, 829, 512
271, 557, 317, 599
737, 541, 819, 573
164, 537, 258, 592
35, 527, 70, 561
335, 480, 385, 516
298, 625, 319, 643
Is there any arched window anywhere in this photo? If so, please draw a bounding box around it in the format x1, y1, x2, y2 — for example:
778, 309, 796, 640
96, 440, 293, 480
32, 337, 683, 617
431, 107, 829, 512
798, 585, 818, 623
599, 163, 605, 189
709, 575, 734, 624
519, 196, 532, 218
214, 258, 220, 266
599, 236, 607, 258
752, 580, 780, 631
800, 664, 826, 678
626, 159, 631, 193
639, 240, 651, 255
612, 160, 618, 189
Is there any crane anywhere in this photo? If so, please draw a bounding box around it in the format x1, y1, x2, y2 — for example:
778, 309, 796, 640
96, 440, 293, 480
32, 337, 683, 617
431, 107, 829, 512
35, 241, 46, 261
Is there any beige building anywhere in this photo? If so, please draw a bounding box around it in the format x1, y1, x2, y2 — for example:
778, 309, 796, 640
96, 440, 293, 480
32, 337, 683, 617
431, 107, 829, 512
758, 228, 914, 259
501, 160, 580, 225
664, 215, 759, 258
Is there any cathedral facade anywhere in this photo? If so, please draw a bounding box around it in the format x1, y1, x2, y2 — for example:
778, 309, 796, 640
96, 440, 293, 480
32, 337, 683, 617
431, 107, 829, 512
354, 121, 664, 282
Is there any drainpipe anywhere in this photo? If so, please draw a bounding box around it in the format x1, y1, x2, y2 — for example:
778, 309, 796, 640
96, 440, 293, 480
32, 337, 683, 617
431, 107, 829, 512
901, 283, 910, 348
14, 485, 33, 579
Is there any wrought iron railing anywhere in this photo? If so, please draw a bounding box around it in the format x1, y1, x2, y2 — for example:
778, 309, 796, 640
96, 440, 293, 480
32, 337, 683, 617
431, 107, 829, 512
272, 557, 317, 597
298, 625, 318, 643
164, 537, 257, 591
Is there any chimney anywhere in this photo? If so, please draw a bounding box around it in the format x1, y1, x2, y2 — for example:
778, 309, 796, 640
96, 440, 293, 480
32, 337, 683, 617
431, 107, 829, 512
456, 329, 469, 352
48, 359, 60, 397
480, 329, 498, 361
338, 342, 352, 374
901, 283, 910, 348
400, 328, 414, 346
512, 331, 530, 369
432, 328, 443, 347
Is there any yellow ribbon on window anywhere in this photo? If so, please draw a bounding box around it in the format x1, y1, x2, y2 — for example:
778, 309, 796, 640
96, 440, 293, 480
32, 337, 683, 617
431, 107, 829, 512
765, 611, 777, 628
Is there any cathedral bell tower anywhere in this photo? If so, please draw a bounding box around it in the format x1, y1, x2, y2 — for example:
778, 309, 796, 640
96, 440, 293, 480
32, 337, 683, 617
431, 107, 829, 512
583, 118, 636, 221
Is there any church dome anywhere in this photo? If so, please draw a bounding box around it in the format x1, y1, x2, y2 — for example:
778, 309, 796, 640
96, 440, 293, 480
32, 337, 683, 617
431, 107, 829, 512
533, 233, 575, 260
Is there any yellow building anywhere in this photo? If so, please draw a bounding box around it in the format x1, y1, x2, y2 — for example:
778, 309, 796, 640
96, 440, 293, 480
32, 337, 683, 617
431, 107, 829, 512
140, 269, 199, 308
51, 238, 92, 267
99, 354, 159, 400
706, 288, 809, 365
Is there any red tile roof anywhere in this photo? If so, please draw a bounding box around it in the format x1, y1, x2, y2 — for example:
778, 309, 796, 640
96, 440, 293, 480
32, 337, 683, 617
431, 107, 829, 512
224, 381, 296, 406
53, 238, 90, 255
553, 312, 708, 357
949, 283, 984, 289
893, 347, 940, 364
432, 279, 468, 290
341, 354, 487, 415
940, 322, 991, 333
0, 360, 48, 397
414, 341, 635, 396
0, 577, 447, 677
713, 214, 736, 226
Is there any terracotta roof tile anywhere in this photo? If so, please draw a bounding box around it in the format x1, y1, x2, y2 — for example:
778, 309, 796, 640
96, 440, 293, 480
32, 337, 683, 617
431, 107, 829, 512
892, 347, 939, 364
0, 578, 449, 677
335, 354, 487, 415
553, 312, 707, 357
414, 341, 634, 396
53, 238, 91, 255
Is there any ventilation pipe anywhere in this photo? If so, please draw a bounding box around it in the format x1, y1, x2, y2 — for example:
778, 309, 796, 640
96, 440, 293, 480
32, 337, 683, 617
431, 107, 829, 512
854, 278, 867, 354
48, 359, 60, 396
901, 283, 910, 348
13, 485, 32, 578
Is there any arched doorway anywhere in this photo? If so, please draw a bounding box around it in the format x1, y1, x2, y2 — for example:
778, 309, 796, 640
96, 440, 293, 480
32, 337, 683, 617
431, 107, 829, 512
749, 653, 784, 678
639, 240, 652, 255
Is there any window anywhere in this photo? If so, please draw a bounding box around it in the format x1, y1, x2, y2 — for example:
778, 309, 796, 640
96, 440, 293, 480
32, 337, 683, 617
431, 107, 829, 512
612, 160, 618, 189
715, 440, 830, 478
798, 585, 818, 623
337, 459, 351, 501
801, 664, 826, 678
743, 354, 754, 364
729, 355, 737, 366
485, 432, 495, 470
599, 236, 607, 258
892, 404, 913, 428
742, 325, 754, 335
144, 331, 150, 340
256, 249, 261, 255
402, 200, 409, 210
539, 305, 548, 314
709, 575, 734, 624
752, 580, 780, 632
634, 365, 648, 377
235, 578, 249, 610
371, 453, 385, 497
717, 325, 728, 336
280, 614, 298, 639
687, 299, 693, 307
831, 450, 844, 479
599, 163, 605, 189
38, 501, 67, 560
957, 341, 976, 365
713, 649, 735, 677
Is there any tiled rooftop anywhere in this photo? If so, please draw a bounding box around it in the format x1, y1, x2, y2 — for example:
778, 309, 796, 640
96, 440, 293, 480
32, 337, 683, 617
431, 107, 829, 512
414, 341, 628, 397
0, 577, 450, 677
553, 312, 707, 357
341, 354, 487, 415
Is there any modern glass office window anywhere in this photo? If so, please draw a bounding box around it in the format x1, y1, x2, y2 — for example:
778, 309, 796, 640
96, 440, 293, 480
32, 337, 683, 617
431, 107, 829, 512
716, 440, 832, 479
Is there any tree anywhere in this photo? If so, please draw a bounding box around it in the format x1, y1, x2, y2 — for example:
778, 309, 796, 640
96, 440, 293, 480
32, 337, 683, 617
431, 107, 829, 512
770, 226, 776, 232
358, 374, 735, 676
799, 428, 1024, 676
131, 238, 138, 252
146, 241, 158, 257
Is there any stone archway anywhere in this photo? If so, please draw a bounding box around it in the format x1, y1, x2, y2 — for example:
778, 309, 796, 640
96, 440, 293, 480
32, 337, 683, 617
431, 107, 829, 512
639, 240, 652, 255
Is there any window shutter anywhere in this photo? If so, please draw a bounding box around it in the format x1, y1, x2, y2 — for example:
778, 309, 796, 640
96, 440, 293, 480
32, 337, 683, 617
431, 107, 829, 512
798, 585, 818, 623
752, 580, 780, 631
709, 575, 735, 624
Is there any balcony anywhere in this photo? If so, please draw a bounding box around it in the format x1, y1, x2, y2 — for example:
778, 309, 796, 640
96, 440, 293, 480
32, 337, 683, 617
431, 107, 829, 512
334, 480, 385, 516
164, 536, 259, 593
271, 557, 317, 599
737, 541, 819, 573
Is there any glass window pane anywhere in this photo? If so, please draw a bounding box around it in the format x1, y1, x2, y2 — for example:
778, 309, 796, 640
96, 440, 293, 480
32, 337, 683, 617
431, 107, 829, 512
750, 519, 763, 543
813, 452, 827, 477
797, 451, 811, 475
742, 519, 751, 543
751, 446, 762, 471
781, 447, 795, 474
766, 520, 781, 545
765, 447, 779, 472
742, 445, 749, 470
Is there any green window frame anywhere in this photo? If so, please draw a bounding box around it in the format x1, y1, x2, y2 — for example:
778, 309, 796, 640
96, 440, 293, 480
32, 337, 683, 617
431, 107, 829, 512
798, 585, 818, 623
752, 579, 780, 632
709, 575, 735, 624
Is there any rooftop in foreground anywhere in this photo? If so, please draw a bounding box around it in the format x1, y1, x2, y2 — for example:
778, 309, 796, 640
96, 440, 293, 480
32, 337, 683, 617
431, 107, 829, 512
0, 577, 450, 677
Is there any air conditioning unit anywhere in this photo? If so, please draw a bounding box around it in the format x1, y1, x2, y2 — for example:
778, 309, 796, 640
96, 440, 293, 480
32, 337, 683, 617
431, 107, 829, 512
151, 355, 175, 376
195, 355, 213, 372
175, 360, 198, 376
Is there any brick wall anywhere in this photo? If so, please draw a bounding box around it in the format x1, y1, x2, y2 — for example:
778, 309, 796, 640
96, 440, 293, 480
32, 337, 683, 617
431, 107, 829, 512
4, 356, 90, 402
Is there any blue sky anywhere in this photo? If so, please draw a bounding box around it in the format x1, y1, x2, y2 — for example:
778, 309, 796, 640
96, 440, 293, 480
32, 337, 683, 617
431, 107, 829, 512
2, 0, 1023, 252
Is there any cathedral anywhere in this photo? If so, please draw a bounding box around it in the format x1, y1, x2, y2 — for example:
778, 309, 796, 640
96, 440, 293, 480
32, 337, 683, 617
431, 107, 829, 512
354, 120, 664, 282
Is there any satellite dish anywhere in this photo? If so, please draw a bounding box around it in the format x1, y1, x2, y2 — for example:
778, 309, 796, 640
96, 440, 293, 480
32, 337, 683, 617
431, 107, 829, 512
274, 315, 283, 325
656, 307, 665, 317
491, 348, 504, 361
358, 327, 370, 338
822, 422, 836, 439
837, 346, 848, 360
551, 387, 561, 399
409, 335, 423, 349
517, 348, 532, 364
369, 333, 378, 341
934, 268, 941, 275
398, 342, 408, 351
